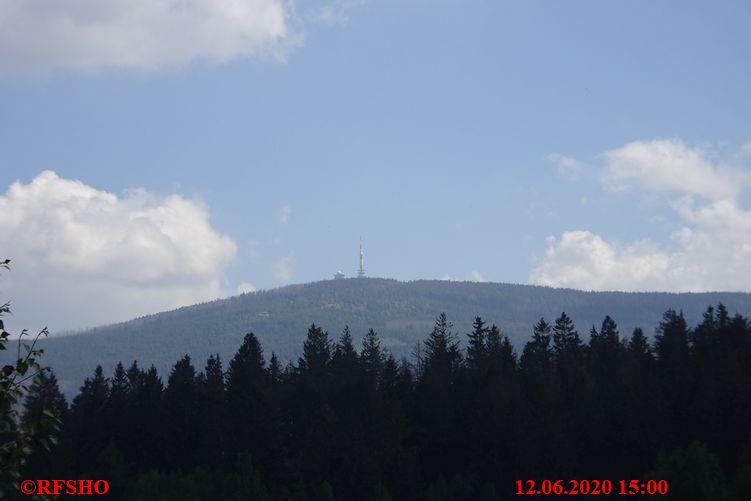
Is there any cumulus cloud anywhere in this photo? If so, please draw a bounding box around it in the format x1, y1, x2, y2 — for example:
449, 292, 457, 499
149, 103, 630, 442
277, 205, 292, 224
601, 139, 750, 200
0, 171, 237, 332
0, 0, 295, 74
530, 140, 751, 292
530, 231, 672, 291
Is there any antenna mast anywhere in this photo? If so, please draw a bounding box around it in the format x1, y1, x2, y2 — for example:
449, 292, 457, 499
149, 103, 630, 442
358, 236, 366, 278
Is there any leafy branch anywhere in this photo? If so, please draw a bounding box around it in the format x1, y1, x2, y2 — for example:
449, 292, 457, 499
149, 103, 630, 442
0, 259, 61, 499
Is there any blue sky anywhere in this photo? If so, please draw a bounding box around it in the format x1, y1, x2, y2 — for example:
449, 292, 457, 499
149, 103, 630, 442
1, 0, 750, 332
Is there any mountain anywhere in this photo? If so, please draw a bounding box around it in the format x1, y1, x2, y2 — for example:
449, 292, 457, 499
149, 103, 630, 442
9, 277, 751, 396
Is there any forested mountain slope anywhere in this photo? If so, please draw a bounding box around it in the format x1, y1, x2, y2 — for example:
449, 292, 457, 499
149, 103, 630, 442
14, 277, 751, 395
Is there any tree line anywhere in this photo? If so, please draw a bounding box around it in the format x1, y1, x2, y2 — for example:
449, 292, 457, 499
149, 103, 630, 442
17, 305, 751, 500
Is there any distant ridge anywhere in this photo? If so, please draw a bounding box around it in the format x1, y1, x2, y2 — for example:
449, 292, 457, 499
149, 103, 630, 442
11, 277, 751, 396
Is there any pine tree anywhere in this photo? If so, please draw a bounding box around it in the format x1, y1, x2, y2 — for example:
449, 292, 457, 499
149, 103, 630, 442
22, 370, 68, 425
226, 333, 280, 478
361, 328, 386, 380
589, 315, 623, 359
106, 362, 129, 454
132, 364, 163, 471
416, 314, 464, 478
197, 354, 226, 468
486, 325, 516, 377
21, 371, 68, 478
268, 352, 283, 385
423, 313, 462, 375
519, 318, 553, 379
65, 365, 110, 474
466, 317, 489, 371
585, 317, 631, 477
333, 326, 359, 375
162, 355, 200, 471
299, 324, 332, 376
552, 312, 581, 358
518, 318, 558, 474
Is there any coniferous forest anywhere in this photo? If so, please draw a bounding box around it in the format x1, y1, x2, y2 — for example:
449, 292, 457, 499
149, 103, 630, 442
16, 306, 751, 500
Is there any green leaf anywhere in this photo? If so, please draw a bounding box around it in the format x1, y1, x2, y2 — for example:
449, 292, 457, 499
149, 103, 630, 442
15, 360, 28, 376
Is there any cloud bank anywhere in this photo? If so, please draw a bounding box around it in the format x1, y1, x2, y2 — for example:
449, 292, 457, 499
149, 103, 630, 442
0, 0, 293, 74
530, 139, 751, 292
0, 171, 237, 331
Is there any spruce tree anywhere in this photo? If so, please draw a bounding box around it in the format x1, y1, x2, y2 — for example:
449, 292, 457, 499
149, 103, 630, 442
361, 328, 386, 380
552, 312, 581, 358
466, 317, 488, 371
162, 355, 200, 470
299, 324, 332, 376
21, 371, 68, 478
226, 333, 280, 478
197, 354, 226, 468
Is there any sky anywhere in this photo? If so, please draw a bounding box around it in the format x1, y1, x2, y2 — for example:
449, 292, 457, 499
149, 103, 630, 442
1, 0, 750, 333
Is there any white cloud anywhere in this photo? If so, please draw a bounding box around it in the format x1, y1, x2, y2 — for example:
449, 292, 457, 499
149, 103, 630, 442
601, 138, 750, 201
236, 281, 256, 294
530, 140, 751, 292
548, 153, 585, 180
272, 254, 295, 283
0, 0, 296, 74
530, 231, 672, 291
277, 205, 292, 224
0, 171, 237, 332
469, 270, 488, 283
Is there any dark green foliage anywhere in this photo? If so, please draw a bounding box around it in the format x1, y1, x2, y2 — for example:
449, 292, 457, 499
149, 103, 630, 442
628, 327, 651, 359
13, 278, 751, 400
0, 261, 60, 497
520, 317, 553, 380
465, 316, 488, 370
415, 314, 464, 478
162, 355, 201, 471
227, 333, 282, 479
299, 324, 332, 376
22, 370, 68, 425
361, 328, 386, 379
122, 362, 163, 470
655, 309, 693, 448
649, 442, 731, 500
552, 311, 581, 357
27, 304, 751, 500
130, 452, 270, 501
422, 313, 462, 375
19, 370, 67, 479
63, 365, 110, 474
196, 354, 227, 467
